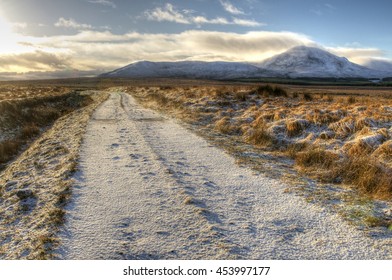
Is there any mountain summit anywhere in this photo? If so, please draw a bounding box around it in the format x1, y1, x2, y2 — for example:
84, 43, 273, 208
258, 46, 382, 78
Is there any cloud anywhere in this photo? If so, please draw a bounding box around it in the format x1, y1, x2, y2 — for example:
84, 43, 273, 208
55, 17, 93, 30
28, 30, 314, 71
0, 69, 102, 81
326, 47, 386, 64
145, 3, 190, 24
0, 50, 71, 72
220, 0, 245, 15
144, 3, 264, 27
1, 28, 389, 78
88, 0, 116, 8
12, 22, 27, 30
232, 18, 261, 27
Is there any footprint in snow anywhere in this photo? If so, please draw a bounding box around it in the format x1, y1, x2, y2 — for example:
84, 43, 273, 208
129, 153, 141, 159
204, 181, 217, 188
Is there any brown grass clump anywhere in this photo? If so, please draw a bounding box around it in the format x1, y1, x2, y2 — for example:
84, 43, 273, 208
286, 119, 308, 137
244, 127, 276, 147
255, 85, 288, 97
295, 145, 392, 199
372, 140, 392, 164
234, 91, 249, 101
340, 156, 392, 198
345, 134, 386, 157
306, 110, 343, 125
215, 117, 239, 134
49, 208, 66, 227
146, 92, 170, 105
295, 146, 339, 170
21, 124, 40, 139
303, 93, 313, 101
328, 116, 373, 138
285, 142, 308, 158
0, 140, 20, 164
213, 88, 231, 98
347, 96, 356, 104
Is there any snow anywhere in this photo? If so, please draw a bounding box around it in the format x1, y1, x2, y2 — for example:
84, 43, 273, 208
362, 58, 392, 74
60, 92, 392, 259
100, 46, 388, 79
100, 61, 270, 79
258, 46, 388, 78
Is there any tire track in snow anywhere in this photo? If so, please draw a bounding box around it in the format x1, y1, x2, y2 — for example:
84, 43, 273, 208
60, 92, 392, 259
60, 92, 236, 259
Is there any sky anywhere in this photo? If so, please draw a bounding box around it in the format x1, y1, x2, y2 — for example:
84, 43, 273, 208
0, 0, 391, 79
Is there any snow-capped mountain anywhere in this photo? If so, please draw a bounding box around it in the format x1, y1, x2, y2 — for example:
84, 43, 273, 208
100, 46, 388, 79
100, 61, 275, 79
361, 58, 392, 74
258, 46, 386, 78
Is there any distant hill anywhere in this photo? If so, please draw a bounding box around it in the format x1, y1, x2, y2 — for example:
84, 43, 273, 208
99, 61, 278, 79
361, 58, 392, 74
257, 46, 386, 78
100, 46, 389, 79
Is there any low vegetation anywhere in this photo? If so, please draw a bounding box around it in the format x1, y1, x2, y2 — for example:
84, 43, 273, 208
0, 90, 93, 168
130, 85, 392, 200
0, 85, 108, 259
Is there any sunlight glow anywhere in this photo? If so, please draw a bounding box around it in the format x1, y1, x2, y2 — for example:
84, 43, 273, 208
0, 16, 21, 54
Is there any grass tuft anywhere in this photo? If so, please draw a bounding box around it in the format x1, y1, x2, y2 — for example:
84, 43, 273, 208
295, 146, 338, 169
256, 85, 288, 97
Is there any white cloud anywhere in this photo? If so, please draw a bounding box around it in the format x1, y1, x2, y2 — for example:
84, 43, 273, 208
0, 50, 71, 72
1, 28, 389, 77
55, 18, 92, 30
145, 3, 190, 24
326, 47, 385, 64
144, 3, 264, 27
233, 18, 261, 27
11, 30, 313, 72
220, 0, 245, 15
88, 0, 116, 8
12, 22, 27, 30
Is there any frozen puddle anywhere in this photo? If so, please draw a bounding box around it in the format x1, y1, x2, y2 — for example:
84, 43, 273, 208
59, 92, 391, 259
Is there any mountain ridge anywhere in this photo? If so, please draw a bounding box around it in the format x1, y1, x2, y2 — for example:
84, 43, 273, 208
257, 46, 387, 78
100, 60, 279, 79
100, 46, 391, 79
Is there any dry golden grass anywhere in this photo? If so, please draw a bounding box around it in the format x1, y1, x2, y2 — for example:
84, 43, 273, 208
295, 146, 339, 170
0, 140, 20, 163
286, 119, 308, 137
245, 127, 277, 147
373, 140, 392, 164
21, 124, 40, 139
0, 91, 93, 168
0, 89, 108, 259
131, 84, 392, 199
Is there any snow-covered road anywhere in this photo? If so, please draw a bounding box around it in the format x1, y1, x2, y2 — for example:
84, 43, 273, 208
60, 92, 391, 259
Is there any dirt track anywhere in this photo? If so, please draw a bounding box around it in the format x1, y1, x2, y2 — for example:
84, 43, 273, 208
60, 91, 392, 259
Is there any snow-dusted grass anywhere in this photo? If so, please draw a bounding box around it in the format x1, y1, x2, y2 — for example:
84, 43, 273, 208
0, 88, 94, 168
129, 85, 392, 201
60, 92, 392, 259
0, 91, 108, 259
